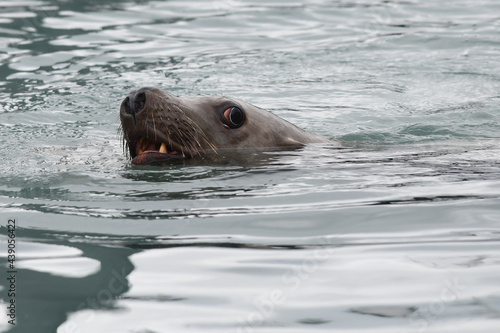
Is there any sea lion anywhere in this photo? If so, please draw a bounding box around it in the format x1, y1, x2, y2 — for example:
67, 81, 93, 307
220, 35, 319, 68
119, 87, 330, 165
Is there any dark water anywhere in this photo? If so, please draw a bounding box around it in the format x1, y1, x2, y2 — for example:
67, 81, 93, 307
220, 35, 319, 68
1, 0, 500, 332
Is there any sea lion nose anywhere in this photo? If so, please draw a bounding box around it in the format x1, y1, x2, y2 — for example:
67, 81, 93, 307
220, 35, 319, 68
129, 91, 146, 115
121, 90, 148, 124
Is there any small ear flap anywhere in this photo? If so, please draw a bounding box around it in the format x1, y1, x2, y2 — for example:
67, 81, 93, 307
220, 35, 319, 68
283, 137, 304, 146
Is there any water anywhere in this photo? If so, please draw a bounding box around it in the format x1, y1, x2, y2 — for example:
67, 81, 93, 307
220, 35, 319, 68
1, 0, 500, 332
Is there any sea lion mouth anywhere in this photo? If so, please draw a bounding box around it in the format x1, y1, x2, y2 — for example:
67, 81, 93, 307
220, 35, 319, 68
131, 137, 184, 165
124, 126, 204, 165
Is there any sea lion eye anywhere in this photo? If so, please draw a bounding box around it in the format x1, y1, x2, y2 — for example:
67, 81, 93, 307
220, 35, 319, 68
222, 106, 245, 128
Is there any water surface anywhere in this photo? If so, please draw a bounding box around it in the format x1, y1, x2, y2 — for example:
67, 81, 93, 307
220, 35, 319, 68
1, 0, 500, 332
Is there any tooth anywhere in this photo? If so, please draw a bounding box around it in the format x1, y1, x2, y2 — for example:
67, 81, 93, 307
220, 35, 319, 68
159, 142, 168, 154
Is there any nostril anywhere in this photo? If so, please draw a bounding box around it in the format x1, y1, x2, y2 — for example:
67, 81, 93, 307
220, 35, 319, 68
123, 97, 133, 115
133, 92, 146, 114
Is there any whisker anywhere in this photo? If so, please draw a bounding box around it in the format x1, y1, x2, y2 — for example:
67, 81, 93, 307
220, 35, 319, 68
153, 114, 157, 142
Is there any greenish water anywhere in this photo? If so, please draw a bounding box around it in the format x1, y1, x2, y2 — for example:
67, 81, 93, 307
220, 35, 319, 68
1, 0, 500, 332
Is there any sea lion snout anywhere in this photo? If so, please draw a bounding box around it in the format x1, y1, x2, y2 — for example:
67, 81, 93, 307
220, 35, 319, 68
119, 87, 218, 164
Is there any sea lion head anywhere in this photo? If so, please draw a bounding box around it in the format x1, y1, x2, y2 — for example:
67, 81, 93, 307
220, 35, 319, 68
119, 87, 328, 165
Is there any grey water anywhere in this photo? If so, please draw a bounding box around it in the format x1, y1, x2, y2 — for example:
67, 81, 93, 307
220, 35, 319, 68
1, 0, 500, 332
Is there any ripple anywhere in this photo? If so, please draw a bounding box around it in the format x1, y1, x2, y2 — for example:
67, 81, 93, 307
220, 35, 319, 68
44, 10, 151, 31
1, 1, 500, 331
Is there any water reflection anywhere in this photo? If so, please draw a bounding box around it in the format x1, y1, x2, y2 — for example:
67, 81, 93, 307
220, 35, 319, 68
0, 226, 138, 333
